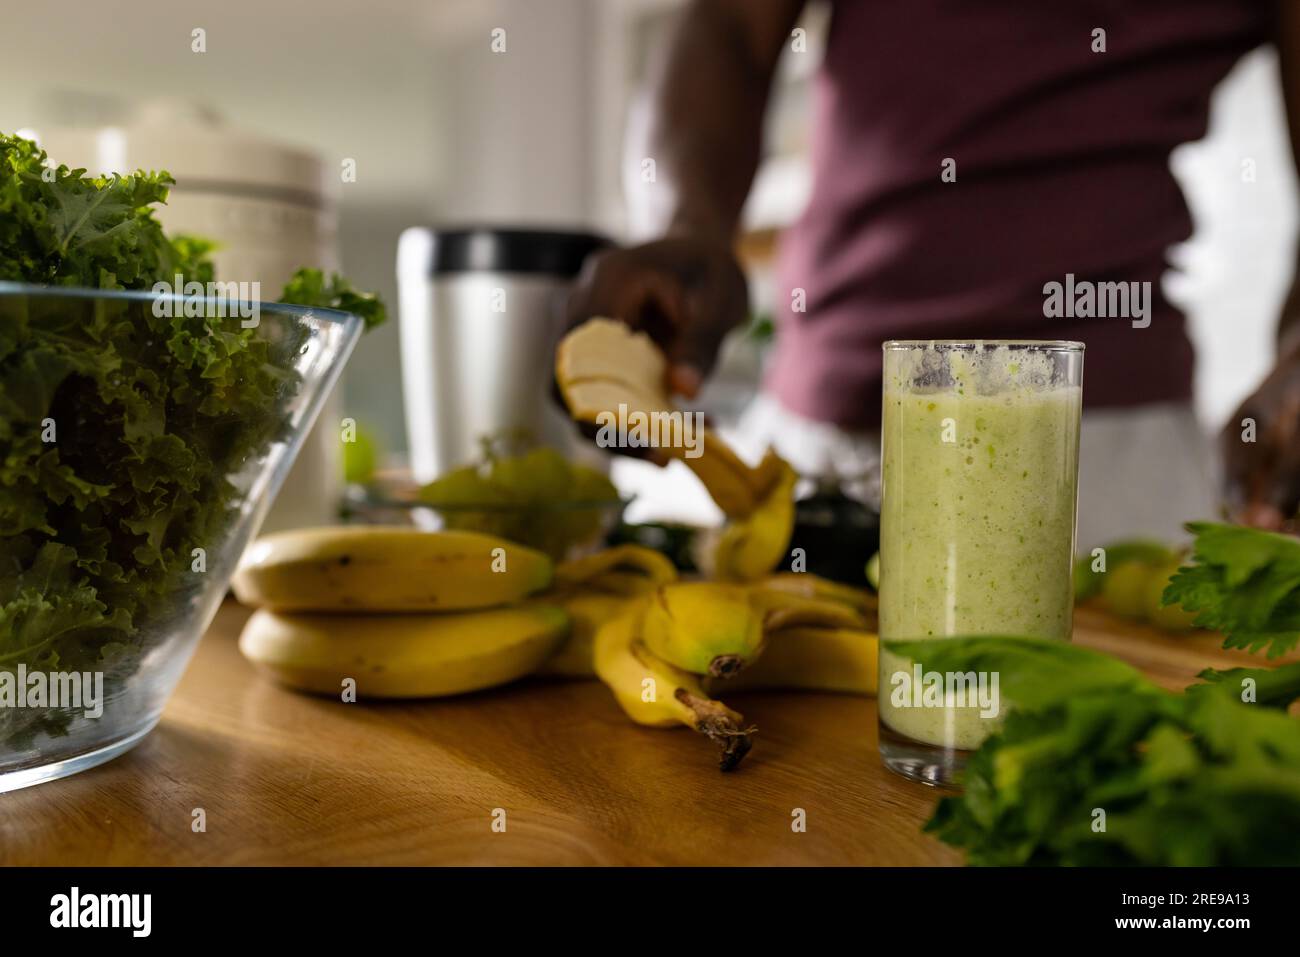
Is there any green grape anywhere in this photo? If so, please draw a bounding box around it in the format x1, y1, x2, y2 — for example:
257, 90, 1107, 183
1143, 559, 1198, 632
1074, 555, 1100, 601
419, 446, 619, 558
1100, 540, 1178, 567
418, 465, 507, 507
1076, 540, 1177, 603
569, 465, 619, 504
536, 449, 577, 503
1101, 561, 1155, 620
865, 552, 880, 591
499, 447, 572, 504
342, 424, 379, 485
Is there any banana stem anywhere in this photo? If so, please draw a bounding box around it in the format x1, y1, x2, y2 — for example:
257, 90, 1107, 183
708, 653, 747, 679
675, 689, 755, 771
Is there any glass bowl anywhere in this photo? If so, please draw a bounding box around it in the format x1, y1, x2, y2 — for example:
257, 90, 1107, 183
0, 283, 362, 792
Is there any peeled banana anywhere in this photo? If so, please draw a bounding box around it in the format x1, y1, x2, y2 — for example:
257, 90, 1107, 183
593, 604, 753, 770
555, 317, 673, 424
232, 526, 552, 613
238, 603, 569, 698
555, 318, 782, 518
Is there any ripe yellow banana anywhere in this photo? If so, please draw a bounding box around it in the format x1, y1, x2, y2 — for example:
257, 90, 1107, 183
641, 582, 765, 678
593, 604, 753, 770
708, 627, 879, 696
537, 589, 630, 678
238, 603, 569, 698
232, 526, 552, 613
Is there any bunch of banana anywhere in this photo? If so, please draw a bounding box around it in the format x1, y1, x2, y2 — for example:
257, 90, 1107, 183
555, 317, 881, 771
592, 578, 880, 771
233, 526, 569, 698
234, 520, 696, 697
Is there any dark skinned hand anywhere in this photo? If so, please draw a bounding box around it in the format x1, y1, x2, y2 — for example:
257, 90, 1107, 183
564, 235, 749, 400
1221, 284, 1300, 531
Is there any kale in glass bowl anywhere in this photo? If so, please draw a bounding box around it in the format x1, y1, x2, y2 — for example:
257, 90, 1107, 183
0, 132, 381, 790
0, 284, 362, 790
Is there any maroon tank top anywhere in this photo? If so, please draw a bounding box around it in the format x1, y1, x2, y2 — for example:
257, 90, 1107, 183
770, 0, 1269, 428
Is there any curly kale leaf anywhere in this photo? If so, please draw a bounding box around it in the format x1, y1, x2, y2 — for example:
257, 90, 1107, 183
279, 267, 387, 330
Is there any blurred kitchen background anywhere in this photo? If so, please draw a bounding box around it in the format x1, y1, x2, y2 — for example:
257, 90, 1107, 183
0, 0, 1294, 473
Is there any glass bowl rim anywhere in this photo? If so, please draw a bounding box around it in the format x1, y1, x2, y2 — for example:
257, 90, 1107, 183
0, 281, 363, 328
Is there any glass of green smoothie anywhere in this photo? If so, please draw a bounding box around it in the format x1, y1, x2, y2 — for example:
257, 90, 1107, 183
877, 340, 1083, 786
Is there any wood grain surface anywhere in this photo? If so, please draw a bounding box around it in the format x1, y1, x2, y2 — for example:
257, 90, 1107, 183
1, 601, 1289, 866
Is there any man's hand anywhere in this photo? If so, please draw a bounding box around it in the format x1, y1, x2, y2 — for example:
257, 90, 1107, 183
1221, 306, 1300, 530
565, 236, 749, 399
1237, 3, 1300, 529
560, 0, 802, 402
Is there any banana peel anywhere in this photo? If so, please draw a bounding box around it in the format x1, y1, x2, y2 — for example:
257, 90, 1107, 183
756, 573, 878, 623
554, 543, 677, 591
708, 627, 879, 696
748, 588, 869, 633
711, 451, 798, 581
538, 589, 630, 678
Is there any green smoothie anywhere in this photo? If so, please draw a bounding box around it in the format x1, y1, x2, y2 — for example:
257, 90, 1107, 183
878, 343, 1082, 752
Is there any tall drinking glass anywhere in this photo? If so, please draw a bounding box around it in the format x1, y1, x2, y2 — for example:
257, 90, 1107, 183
877, 341, 1084, 786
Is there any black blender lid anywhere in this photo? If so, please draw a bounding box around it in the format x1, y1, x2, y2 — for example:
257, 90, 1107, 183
400, 226, 610, 277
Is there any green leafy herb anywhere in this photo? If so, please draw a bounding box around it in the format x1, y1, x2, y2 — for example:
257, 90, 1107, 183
886, 635, 1154, 710
0, 133, 212, 289
1163, 522, 1300, 658
890, 637, 1300, 866
279, 267, 386, 330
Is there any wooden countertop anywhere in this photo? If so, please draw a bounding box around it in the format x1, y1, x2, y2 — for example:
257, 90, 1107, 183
1, 602, 1283, 866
